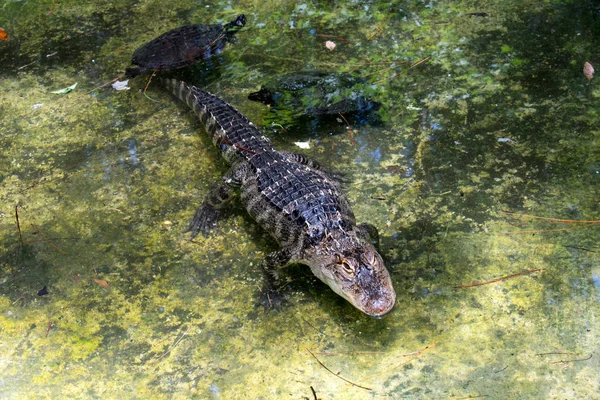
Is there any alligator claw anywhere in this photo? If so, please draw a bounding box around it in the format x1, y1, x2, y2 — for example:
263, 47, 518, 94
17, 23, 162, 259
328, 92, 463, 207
258, 287, 287, 313
188, 205, 219, 238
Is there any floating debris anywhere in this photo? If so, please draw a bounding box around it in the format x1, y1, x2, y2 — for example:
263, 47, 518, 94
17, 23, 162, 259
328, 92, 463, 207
93, 277, 110, 288
0, 27, 7, 40
112, 79, 131, 91
31, 103, 43, 109
51, 82, 77, 94
294, 140, 310, 149
325, 40, 336, 51
584, 61, 594, 81
498, 137, 515, 144
37, 286, 49, 296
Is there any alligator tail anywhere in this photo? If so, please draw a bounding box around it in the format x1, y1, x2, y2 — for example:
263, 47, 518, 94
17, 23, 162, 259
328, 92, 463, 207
160, 78, 270, 159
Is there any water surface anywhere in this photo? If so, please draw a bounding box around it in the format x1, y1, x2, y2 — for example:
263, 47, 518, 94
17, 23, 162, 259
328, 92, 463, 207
1, 1, 599, 398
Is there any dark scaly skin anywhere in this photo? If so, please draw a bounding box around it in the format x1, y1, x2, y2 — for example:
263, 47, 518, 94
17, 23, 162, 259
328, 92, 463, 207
161, 78, 396, 317
125, 14, 246, 78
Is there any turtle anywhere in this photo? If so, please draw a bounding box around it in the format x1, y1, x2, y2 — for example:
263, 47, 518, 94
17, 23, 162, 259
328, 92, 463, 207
248, 71, 381, 116
125, 14, 246, 78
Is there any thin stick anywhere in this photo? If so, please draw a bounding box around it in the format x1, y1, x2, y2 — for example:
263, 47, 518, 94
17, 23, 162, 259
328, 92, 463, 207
310, 386, 317, 400
338, 113, 355, 146
361, 342, 436, 381
152, 325, 191, 362
317, 351, 385, 355
143, 69, 159, 102
500, 227, 583, 234
84, 74, 126, 95
316, 34, 357, 42
501, 211, 600, 224
408, 56, 431, 70
455, 268, 544, 289
15, 205, 23, 246
31, 224, 68, 255
552, 354, 592, 365
307, 349, 372, 391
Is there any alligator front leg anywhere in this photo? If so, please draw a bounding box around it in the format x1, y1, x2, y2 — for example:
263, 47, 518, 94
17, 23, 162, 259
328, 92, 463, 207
258, 247, 293, 312
189, 161, 250, 238
357, 223, 381, 250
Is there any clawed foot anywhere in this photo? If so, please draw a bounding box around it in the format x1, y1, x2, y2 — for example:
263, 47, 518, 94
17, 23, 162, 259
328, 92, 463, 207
188, 205, 219, 238
258, 287, 288, 313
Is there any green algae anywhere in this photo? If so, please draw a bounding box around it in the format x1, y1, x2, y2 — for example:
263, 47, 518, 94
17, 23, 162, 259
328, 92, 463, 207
1, 0, 600, 398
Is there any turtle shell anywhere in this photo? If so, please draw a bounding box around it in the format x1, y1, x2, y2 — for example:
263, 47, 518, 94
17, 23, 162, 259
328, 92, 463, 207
248, 71, 380, 116
125, 14, 245, 77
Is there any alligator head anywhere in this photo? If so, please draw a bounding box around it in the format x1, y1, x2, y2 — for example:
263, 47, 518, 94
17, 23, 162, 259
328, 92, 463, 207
303, 232, 396, 317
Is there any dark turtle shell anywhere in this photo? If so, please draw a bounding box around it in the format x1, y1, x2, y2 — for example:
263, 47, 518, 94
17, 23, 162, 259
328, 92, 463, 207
248, 71, 380, 116
125, 14, 246, 78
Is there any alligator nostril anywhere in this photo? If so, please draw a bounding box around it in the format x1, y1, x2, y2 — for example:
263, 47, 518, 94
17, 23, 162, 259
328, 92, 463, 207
368, 296, 395, 317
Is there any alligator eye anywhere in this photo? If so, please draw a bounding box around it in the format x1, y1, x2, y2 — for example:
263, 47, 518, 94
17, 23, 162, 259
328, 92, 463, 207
341, 260, 356, 278
362, 250, 376, 265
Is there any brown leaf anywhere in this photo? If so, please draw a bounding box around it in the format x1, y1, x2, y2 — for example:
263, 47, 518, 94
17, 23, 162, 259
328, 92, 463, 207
93, 278, 110, 288
584, 61, 594, 81
0, 28, 7, 41
385, 165, 407, 174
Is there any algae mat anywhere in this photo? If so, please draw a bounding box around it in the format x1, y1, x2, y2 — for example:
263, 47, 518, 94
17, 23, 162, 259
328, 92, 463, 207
1, 0, 599, 398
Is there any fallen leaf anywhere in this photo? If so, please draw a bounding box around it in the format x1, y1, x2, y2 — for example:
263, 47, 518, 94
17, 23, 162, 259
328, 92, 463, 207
385, 165, 406, 174
93, 278, 110, 288
51, 82, 77, 94
294, 141, 310, 149
112, 79, 130, 91
325, 40, 336, 51
0, 28, 7, 41
584, 61, 594, 81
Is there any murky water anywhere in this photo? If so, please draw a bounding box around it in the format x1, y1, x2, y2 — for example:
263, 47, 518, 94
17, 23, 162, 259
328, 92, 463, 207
1, 1, 599, 398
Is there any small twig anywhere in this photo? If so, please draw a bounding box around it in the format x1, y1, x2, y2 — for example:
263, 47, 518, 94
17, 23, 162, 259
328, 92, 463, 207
45, 321, 54, 337
536, 351, 577, 357
317, 351, 385, 355
367, 24, 383, 40
310, 386, 317, 400
316, 34, 356, 42
565, 246, 596, 253
31, 224, 68, 255
307, 349, 372, 391
456, 396, 489, 400
501, 210, 600, 224
143, 69, 159, 102
361, 342, 437, 381
501, 227, 584, 235
552, 354, 592, 365
84, 74, 125, 95
408, 56, 431, 70
15, 205, 23, 246
152, 325, 191, 362
455, 268, 544, 289
493, 365, 508, 373
337, 113, 355, 146
17, 60, 38, 71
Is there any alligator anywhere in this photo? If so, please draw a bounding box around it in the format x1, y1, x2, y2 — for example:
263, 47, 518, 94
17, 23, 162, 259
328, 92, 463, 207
161, 78, 396, 317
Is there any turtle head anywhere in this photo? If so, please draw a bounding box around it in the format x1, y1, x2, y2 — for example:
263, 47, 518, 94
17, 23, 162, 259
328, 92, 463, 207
225, 14, 246, 32
248, 88, 275, 106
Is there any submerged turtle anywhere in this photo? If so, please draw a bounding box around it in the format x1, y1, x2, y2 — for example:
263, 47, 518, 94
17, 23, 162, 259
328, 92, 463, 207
125, 14, 246, 78
248, 71, 380, 116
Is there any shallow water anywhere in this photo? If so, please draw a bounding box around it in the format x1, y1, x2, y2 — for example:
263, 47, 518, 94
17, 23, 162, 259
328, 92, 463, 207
1, 1, 599, 399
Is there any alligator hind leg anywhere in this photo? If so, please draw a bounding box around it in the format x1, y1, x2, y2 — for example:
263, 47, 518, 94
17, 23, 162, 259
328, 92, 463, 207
258, 247, 293, 312
188, 161, 250, 238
